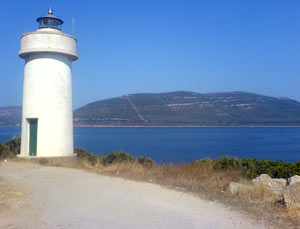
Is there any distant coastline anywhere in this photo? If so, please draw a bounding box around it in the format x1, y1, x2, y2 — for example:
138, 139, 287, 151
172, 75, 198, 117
3, 91, 300, 127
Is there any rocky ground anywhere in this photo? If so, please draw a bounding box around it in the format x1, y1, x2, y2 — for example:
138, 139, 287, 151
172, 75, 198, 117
0, 162, 266, 229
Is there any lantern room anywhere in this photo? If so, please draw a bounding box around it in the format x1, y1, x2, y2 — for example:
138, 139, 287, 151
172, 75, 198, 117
36, 8, 63, 30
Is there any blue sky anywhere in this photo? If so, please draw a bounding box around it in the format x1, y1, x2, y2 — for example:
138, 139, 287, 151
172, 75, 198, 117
1, 0, 300, 109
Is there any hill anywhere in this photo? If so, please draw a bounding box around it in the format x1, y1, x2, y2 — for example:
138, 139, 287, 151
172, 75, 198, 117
2, 91, 300, 127
73, 91, 300, 126
0, 106, 22, 126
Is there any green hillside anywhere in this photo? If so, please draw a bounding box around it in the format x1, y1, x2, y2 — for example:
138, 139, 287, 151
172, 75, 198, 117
73, 91, 300, 126
2, 91, 300, 127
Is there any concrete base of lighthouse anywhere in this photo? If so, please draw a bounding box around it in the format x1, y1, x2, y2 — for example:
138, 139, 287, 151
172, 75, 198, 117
17, 154, 77, 166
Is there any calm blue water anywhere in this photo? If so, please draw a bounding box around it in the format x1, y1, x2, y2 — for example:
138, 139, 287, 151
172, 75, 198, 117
1, 127, 300, 163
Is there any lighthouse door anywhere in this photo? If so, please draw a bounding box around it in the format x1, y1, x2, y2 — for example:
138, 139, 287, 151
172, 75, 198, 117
29, 119, 38, 156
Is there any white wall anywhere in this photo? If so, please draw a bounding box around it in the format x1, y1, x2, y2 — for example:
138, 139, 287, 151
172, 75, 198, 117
19, 28, 78, 61
20, 53, 74, 157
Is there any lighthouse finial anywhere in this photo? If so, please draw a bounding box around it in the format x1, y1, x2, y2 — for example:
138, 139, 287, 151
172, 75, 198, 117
48, 7, 53, 15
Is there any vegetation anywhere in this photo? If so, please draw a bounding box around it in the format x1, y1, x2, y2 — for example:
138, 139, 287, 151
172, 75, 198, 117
73, 91, 300, 126
0, 137, 20, 159
75, 148, 99, 166
102, 151, 133, 165
75, 148, 300, 180
1, 138, 300, 181
214, 156, 300, 179
75, 148, 154, 167
3, 91, 300, 126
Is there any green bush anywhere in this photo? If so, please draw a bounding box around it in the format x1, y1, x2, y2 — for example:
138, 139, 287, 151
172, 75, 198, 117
0, 137, 21, 159
238, 158, 300, 179
75, 147, 97, 166
5, 137, 21, 155
135, 156, 155, 167
214, 156, 240, 170
102, 151, 133, 166
213, 156, 300, 179
0, 143, 13, 159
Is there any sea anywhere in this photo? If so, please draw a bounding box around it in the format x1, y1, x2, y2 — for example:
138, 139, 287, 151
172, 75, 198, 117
1, 127, 300, 163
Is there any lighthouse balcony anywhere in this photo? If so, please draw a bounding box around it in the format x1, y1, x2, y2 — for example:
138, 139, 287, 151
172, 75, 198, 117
19, 30, 78, 61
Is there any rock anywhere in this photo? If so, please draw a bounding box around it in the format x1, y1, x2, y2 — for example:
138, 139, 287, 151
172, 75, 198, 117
273, 178, 287, 189
288, 175, 300, 186
252, 174, 272, 185
284, 183, 300, 208
252, 174, 285, 200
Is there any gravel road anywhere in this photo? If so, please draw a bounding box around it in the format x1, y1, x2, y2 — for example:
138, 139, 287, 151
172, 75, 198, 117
0, 162, 265, 229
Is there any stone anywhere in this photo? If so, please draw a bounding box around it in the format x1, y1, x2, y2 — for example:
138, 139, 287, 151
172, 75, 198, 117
288, 175, 300, 186
273, 178, 287, 189
252, 174, 285, 200
252, 174, 272, 185
284, 183, 300, 209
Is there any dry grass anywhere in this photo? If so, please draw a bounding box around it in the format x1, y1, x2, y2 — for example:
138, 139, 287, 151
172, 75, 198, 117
236, 183, 278, 202
76, 158, 241, 197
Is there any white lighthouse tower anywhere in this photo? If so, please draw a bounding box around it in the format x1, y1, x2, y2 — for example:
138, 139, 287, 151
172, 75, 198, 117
19, 9, 78, 158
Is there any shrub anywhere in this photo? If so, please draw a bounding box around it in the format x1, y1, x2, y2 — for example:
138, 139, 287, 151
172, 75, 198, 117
213, 157, 300, 179
214, 156, 240, 170
0, 143, 13, 159
102, 151, 133, 166
135, 156, 155, 167
5, 137, 21, 155
0, 137, 21, 159
75, 147, 97, 166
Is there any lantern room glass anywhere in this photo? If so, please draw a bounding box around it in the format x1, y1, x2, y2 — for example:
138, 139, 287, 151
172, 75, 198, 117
38, 18, 62, 30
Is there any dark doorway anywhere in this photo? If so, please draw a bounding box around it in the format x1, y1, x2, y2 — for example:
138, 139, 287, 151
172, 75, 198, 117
28, 119, 38, 156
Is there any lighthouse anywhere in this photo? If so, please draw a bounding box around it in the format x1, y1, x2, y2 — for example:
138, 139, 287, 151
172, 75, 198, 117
19, 9, 78, 158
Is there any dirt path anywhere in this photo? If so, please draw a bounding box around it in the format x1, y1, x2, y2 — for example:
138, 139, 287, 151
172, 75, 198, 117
0, 162, 266, 229
126, 96, 148, 123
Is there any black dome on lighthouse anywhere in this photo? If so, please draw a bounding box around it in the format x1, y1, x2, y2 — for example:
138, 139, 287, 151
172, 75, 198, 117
37, 9, 64, 30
